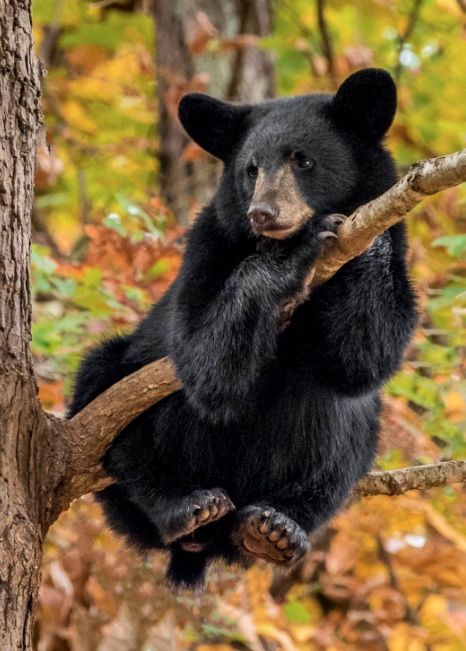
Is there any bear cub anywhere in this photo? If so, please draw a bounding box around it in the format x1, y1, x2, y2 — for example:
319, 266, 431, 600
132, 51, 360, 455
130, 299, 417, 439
69, 68, 417, 589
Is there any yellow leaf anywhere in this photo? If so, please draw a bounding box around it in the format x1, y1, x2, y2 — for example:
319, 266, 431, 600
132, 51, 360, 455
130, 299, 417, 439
420, 502, 466, 552
389, 623, 427, 651
61, 100, 97, 135
444, 391, 465, 422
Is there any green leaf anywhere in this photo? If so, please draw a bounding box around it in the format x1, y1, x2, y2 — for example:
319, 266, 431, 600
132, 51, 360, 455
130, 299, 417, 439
103, 212, 127, 237
284, 598, 313, 624
432, 234, 466, 257
388, 373, 441, 410
146, 259, 170, 280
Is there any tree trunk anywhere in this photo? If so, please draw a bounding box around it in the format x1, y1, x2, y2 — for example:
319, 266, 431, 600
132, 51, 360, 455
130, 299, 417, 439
151, 0, 195, 226
0, 1, 43, 648
151, 0, 276, 224
225, 0, 275, 102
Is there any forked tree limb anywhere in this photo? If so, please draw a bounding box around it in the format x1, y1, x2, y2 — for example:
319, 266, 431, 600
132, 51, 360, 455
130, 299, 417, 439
60, 148, 466, 508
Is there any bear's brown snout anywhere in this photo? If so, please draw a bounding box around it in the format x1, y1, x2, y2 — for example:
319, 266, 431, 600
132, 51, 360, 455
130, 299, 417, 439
247, 166, 313, 239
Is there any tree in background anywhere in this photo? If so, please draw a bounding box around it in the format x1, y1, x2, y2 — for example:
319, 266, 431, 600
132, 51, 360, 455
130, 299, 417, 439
104, 0, 276, 222
151, 0, 276, 222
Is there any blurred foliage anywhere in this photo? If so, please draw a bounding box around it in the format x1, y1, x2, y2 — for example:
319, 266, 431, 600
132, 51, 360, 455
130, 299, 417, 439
31, 0, 465, 649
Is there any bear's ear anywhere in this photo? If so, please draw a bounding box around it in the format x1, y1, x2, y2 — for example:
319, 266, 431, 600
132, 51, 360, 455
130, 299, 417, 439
178, 93, 251, 161
331, 68, 397, 141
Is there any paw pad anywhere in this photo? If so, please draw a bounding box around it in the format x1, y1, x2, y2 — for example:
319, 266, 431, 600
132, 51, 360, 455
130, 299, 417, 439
233, 506, 309, 566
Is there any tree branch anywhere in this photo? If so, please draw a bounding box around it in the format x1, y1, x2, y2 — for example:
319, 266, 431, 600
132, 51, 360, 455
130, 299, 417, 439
312, 147, 466, 286
355, 461, 466, 497
282, 147, 466, 318
55, 148, 466, 508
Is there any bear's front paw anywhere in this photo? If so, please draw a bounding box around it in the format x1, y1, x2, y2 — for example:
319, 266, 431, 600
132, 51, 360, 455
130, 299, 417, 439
232, 505, 309, 566
159, 488, 235, 545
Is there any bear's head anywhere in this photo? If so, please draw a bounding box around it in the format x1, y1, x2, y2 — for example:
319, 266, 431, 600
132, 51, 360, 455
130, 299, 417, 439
179, 68, 397, 240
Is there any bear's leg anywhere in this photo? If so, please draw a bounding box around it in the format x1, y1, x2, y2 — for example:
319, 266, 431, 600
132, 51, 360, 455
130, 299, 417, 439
151, 488, 235, 544
232, 505, 309, 566
166, 546, 209, 590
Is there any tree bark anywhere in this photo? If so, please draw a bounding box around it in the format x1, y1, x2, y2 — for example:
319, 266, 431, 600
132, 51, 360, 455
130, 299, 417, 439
226, 0, 275, 102
0, 1, 43, 648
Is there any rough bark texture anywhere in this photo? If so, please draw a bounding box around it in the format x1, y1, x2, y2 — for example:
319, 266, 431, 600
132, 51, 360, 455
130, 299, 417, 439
0, 1, 43, 648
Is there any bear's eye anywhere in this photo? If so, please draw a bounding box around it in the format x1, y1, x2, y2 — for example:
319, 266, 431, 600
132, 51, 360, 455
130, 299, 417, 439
247, 163, 259, 179
290, 152, 314, 171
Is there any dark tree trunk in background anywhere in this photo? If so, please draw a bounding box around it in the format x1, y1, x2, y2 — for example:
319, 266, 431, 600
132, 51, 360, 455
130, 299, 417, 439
226, 0, 275, 101
151, 0, 195, 225
151, 0, 276, 224
0, 2, 44, 648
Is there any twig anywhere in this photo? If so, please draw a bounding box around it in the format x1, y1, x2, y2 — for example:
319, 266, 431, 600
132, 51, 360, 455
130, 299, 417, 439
376, 535, 427, 635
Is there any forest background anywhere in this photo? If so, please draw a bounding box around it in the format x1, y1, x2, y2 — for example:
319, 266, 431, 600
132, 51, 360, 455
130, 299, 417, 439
30, 1, 466, 649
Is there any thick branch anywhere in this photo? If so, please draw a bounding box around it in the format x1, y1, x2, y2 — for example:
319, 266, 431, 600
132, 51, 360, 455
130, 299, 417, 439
69, 357, 181, 456
280, 149, 466, 325
56, 148, 466, 505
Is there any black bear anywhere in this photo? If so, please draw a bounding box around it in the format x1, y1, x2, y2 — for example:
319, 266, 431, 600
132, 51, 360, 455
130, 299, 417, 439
69, 68, 417, 589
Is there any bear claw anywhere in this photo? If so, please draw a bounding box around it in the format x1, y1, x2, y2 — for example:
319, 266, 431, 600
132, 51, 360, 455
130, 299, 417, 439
325, 213, 346, 227
318, 230, 338, 241
316, 213, 345, 249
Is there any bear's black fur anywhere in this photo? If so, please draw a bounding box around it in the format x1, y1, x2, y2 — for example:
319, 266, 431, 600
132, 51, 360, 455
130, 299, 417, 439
69, 69, 417, 589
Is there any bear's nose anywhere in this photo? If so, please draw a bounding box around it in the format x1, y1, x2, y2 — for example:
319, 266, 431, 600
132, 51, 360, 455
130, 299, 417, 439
247, 202, 277, 231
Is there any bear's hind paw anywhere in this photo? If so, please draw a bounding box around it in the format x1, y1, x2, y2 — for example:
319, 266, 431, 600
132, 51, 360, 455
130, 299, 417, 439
232, 505, 309, 566
160, 488, 234, 545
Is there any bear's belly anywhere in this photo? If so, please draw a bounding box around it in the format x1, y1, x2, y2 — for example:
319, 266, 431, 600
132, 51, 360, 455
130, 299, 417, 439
188, 387, 381, 505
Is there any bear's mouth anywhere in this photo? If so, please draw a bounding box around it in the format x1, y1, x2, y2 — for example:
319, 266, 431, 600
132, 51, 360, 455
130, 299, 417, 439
179, 540, 206, 553
260, 224, 298, 240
